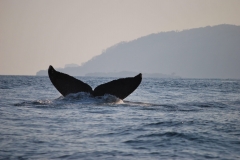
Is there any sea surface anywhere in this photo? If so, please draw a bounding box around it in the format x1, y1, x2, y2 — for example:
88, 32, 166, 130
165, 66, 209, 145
0, 76, 240, 159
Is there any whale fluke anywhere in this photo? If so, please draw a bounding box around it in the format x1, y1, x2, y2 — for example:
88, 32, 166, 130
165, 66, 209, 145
48, 65, 142, 99
93, 73, 142, 99
48, 65, 93, 96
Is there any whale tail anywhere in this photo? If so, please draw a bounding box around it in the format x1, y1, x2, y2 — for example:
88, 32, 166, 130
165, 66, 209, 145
48, 65, 142, 99
48, 65, 93, 96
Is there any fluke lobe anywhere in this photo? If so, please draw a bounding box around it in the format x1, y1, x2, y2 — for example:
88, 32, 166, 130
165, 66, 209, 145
48, 65, 142, 99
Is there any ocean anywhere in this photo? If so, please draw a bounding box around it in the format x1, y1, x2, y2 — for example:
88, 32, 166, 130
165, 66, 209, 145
0, 76, 240, 159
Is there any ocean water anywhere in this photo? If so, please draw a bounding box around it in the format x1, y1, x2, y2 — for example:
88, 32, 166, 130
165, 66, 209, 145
0, 76, 240, 159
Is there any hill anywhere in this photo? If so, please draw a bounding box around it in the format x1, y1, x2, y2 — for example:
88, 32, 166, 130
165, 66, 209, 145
37, 24, 240, 79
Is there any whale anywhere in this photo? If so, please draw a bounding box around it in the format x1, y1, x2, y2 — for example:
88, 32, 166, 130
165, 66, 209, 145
48, 65, 142, 99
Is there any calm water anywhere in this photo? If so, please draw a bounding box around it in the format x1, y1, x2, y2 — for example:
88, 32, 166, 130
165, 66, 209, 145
0, 76, 240, 159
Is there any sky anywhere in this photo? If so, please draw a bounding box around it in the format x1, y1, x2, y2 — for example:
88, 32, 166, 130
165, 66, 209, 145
1, 0, 240, 75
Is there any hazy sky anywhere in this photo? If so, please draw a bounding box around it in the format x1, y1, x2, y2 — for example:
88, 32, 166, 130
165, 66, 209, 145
1, 0, 240, 75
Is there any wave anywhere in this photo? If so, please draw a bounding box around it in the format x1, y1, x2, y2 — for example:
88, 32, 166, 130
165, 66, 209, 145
13, 91, 233, 110
123, 100, 162, 107
14, 99, 53, 107
14, 92, 123, 107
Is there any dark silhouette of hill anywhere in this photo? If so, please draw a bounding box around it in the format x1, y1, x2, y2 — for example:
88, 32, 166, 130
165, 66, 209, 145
85, 71, 180, 78
37, 24, 240, 79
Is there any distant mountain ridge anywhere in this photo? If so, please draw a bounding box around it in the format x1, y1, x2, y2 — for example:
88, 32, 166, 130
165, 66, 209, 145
37, 24, 240, 79
85, 71, 180, 78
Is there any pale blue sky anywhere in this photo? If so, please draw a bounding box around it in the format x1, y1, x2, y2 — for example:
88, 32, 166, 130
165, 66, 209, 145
1, 0, 240, 75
